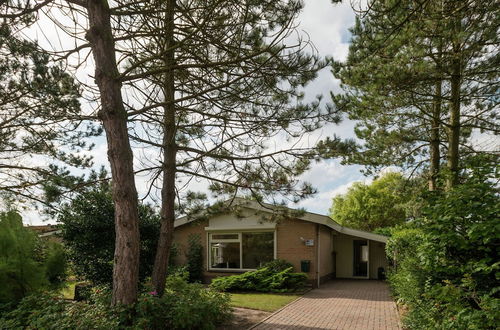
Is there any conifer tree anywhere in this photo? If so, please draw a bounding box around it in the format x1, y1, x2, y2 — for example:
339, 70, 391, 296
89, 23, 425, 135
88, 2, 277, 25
0, 24, 98, 202
1, 0, 352, 302
117, 0, 350, 294
332, 0, 499, 189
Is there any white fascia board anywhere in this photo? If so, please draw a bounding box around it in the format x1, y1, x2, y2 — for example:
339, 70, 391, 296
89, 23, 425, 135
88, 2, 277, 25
204, 226, 276, 231
174, 215, 190, 228
38, 230, 62, 238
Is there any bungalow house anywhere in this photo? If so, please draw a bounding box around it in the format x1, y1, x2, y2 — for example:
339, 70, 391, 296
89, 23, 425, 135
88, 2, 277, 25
172, 198, 388, 287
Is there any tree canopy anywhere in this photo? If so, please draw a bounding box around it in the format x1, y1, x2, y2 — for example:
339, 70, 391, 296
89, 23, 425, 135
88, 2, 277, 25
329, 172, 420, 231
0, 23, 100, 206
332, 0, 499, 190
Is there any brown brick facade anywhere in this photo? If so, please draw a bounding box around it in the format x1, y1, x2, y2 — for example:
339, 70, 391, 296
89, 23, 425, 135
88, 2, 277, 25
172, 216, 382, 285
275, 218, 317, 280
172, 217, 330, 285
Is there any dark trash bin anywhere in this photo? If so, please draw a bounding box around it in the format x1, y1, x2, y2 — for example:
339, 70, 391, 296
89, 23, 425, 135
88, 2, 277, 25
377, 267, 386, 280
300, 260, 311, 272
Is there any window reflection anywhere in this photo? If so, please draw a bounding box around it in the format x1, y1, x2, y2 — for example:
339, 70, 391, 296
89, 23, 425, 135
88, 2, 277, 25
210, 242, 240, 268
242, 232, 274, 269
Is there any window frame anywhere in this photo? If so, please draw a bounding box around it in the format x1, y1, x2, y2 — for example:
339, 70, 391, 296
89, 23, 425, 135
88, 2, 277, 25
207, 230, 276, 272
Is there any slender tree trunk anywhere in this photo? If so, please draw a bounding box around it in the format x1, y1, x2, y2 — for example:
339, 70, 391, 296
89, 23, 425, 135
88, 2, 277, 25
152, 0, 177, 295
86, 0, 141, 305
429, 41, 442, 191
429, 81, 442, 191
447, 14, 462, 190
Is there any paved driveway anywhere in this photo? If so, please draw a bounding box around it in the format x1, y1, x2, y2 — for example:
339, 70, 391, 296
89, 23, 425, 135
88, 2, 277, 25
252, 280, 401, 330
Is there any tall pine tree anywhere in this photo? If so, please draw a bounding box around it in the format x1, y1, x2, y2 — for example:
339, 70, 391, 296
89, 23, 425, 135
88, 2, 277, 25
115, 0, 350, 294
332, 0, 499, 189
0, 23, 99, 206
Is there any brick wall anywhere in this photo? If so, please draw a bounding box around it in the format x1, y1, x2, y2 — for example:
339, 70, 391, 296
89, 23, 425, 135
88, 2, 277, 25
275, 218, 318, 282
173, 217, 324, 284
172, 219, 208, 269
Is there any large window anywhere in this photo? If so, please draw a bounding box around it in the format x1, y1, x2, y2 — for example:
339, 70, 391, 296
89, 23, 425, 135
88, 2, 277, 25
209, 232, 275, 270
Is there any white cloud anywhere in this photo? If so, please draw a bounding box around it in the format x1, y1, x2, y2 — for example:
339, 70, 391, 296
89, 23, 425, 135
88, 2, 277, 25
293, 167, 372, 215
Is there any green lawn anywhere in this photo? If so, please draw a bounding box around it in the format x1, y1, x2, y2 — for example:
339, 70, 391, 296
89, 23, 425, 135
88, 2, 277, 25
230, 293, 300, 312
60, 280, 77, 300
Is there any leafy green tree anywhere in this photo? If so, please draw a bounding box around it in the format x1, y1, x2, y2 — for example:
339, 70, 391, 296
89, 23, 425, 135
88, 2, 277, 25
58, 183, 160, 286
330, 172, 420, 231
0, 211, 67, 306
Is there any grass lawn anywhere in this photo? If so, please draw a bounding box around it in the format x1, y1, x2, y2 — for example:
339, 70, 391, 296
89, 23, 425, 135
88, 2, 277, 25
60, 280, 77, 300
230, 293, 301, 312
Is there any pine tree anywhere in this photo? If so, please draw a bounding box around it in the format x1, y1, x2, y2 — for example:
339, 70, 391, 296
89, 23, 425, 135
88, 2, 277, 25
115, 0, 349, 294
1, 0, 353, 303
332, 0, 499, 189
0, 24, 99, 205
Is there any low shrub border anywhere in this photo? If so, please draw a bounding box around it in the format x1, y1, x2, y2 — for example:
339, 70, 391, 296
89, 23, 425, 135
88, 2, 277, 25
210, 260, 308, 293
0, 273, 231, 330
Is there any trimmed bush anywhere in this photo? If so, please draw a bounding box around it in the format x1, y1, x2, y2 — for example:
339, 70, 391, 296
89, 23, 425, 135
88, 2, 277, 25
210, 264, 307, 293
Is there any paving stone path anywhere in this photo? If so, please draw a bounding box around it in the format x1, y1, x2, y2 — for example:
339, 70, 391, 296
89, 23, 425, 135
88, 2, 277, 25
252, 280, 401, 330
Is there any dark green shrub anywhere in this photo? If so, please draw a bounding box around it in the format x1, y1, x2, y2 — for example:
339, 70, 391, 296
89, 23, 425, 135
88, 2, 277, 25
0, 291, 119, 329
135, 274, 231, 329
186, 234, 203, 283
58, 184, 161, 285
210, 266, 307, 293
387, 158, 500, 329
0, 274, 231, 330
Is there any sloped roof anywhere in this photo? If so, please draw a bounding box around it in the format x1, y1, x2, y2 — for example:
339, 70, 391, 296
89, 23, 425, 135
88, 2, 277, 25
174, 197, 388, 243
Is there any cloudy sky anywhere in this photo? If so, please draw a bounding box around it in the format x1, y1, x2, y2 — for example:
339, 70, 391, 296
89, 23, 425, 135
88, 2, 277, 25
287, 0, 375, 215
21, 0, 380, 225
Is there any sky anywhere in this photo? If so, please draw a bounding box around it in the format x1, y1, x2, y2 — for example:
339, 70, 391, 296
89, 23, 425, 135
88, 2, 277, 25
21, 0, 380, 225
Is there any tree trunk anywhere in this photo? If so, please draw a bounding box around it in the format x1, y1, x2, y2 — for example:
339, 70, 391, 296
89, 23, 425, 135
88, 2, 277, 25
429, 44, 442, 191
152, 0, 177, 295
446, 14, 462, 190
86, 0, 141, 305
429, 80, 442, 191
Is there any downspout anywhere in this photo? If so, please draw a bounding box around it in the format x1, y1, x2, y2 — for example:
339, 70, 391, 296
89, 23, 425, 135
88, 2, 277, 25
317, 224, 321, 288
